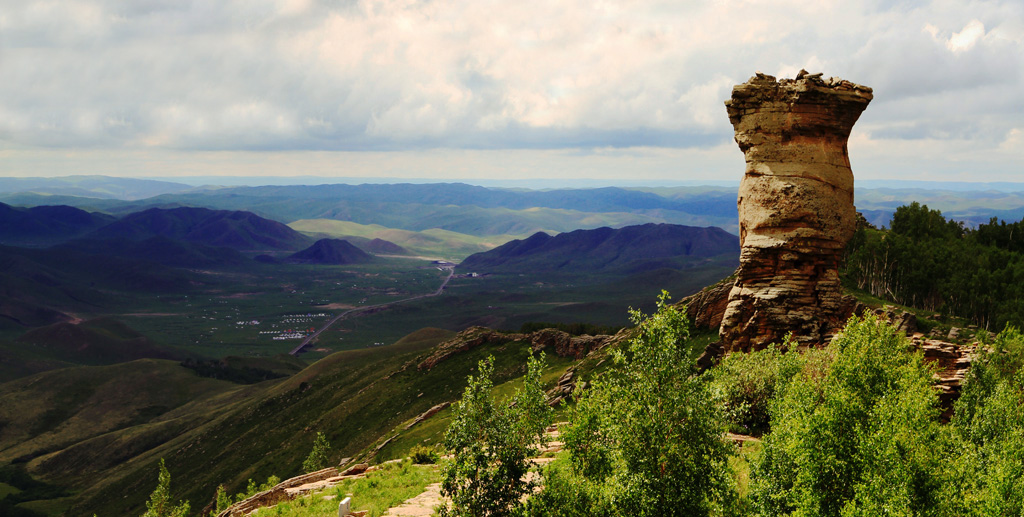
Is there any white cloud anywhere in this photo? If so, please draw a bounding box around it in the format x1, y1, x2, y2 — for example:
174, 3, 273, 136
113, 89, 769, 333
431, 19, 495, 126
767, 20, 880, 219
0, 0, 1021, 181
947, 19, 985, 52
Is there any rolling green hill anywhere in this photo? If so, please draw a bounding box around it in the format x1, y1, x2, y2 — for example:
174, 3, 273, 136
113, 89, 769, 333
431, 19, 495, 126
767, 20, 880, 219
0, 244, 194, 332
289, 219, 526, 260
0, 326, 577, 515
0, 318, 179, 381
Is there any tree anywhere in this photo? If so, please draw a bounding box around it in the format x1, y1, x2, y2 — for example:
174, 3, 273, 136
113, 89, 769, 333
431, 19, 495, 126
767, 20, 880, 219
439, 353, 552, 517
751, 315, 950, 517
531, 291, 735, 517
947, 327, 1024, 515
302, 431, 331, 473
142, 459, 189, 517
214, 485, 231, 514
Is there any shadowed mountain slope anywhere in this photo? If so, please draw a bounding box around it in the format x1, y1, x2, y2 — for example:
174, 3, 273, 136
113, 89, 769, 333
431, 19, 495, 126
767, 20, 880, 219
285, 238, 374, 264
87, 207, 311, 251
13, 318, 178, 367
0, 202, 116, 246
57, 235, 248, 268
457, 223, 740, 273
0, 244, 193, 330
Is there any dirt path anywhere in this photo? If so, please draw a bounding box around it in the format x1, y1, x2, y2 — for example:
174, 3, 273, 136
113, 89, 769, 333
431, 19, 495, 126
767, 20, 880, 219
381, 483, 443, 517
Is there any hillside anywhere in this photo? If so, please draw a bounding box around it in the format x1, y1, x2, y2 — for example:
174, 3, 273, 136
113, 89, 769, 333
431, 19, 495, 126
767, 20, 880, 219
86, 207, 312, 251
0, 244, 193, 331
285, 239, 374, 265
289, 219, 523, 260
0, 323, 629, 516
58, 235, 248, 268
457, 223, 740, 274
0, 203, 115, 247
11, 318, 178, 368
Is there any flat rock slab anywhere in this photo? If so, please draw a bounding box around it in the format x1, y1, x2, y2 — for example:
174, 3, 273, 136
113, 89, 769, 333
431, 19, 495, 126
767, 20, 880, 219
381, 483, 444, 517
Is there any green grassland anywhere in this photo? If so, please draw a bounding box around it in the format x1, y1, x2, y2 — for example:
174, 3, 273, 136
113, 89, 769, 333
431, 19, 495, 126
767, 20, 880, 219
267, 460, 440, 517
0, 266, 722, 515
289, 219, 527, 261
60, 326, 589, 516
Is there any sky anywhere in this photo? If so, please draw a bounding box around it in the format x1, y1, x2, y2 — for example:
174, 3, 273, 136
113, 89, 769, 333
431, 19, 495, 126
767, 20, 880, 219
0, 0, 1022, 186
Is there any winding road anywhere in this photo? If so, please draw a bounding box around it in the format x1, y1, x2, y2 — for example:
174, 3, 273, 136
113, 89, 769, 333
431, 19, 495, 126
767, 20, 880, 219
289, 267, 454, 356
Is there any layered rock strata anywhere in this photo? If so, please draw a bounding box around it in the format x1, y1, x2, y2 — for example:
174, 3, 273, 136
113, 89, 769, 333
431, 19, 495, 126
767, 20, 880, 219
720, 71, 873, 351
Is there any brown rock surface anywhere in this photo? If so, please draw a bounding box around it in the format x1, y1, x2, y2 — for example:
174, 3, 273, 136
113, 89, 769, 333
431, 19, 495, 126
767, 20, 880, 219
720, 71, 872, 351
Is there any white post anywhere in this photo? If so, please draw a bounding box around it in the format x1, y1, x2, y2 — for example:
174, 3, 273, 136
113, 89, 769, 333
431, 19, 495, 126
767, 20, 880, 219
338, 496, 351, 516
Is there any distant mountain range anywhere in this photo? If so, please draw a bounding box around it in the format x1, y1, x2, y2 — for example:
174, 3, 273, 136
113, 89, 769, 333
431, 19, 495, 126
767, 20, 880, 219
5, 178, 1024, 241
0, 175, 193, 200
458, 223, 740, 274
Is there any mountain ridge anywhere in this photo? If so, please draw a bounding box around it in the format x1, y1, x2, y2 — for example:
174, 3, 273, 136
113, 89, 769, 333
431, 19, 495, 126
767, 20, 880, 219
458, 223, 740, 274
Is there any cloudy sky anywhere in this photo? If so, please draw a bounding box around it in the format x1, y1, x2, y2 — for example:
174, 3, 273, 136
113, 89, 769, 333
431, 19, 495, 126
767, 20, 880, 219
0, 0, 1021, 185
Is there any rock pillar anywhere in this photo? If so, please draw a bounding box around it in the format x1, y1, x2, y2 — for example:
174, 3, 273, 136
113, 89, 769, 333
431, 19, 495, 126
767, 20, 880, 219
720, 71, 873, 351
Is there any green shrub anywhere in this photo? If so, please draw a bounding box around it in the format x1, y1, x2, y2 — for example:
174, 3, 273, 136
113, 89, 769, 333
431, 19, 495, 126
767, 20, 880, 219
439, 353, 552, 516
947, 326, 1024, 515
707, 336, 802, 436
141, 459, 189, 517
302, 431, 331, 473
531, 291, 735, 517
751, 315, 950, 517
408, 445, 439, 465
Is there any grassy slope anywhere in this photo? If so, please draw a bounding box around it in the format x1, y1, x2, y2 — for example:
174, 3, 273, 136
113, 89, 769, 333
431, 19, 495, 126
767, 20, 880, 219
0, 360, 248, 467
289, 219, 527, 261
67, 325, 603, 516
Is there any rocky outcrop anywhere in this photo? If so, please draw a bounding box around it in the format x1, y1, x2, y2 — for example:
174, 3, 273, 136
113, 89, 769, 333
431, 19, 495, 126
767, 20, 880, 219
417, 326, 616, 370
675, 274, 735, 330
720, 71, 873, 351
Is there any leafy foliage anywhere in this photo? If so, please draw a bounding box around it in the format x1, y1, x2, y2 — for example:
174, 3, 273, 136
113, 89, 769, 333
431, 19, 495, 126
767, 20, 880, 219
439, 353, 552, 517
843, 202, 1024, 330
947, 327, 1024, 515
409, 444, 440, 465
751, 315, 949, 517
531, 291, 735, 517
141, 459, 189, 517
214, 485, 231, 514
302, 432, 331, 473
707, 336, 803, 436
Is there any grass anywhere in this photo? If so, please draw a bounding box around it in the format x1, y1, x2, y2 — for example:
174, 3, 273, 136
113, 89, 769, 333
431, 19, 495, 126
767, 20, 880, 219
259, 460, 439, 517
13, 496, 74, 516
0, 481, 21, 498
289, 219, 527, 261
729, 439, 763, 499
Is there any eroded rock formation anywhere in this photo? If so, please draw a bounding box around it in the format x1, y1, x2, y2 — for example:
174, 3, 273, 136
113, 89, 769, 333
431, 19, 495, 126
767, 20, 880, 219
720, 71, 873, 351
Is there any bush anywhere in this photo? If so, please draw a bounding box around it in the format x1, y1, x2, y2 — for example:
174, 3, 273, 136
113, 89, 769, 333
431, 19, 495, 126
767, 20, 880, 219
302, 431, 331, 473
947, 327, 1024, 515
531, 291, 735, 517
439, 353, 552, 516
141, 459, 190, 517
707, 336, 803, 436
751, 315, 949, 517
409, 444, 440, 465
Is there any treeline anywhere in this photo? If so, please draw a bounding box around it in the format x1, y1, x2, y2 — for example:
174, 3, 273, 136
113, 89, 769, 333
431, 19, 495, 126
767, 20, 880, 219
180, 358, 288, 384
843, 202, 1024, 330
